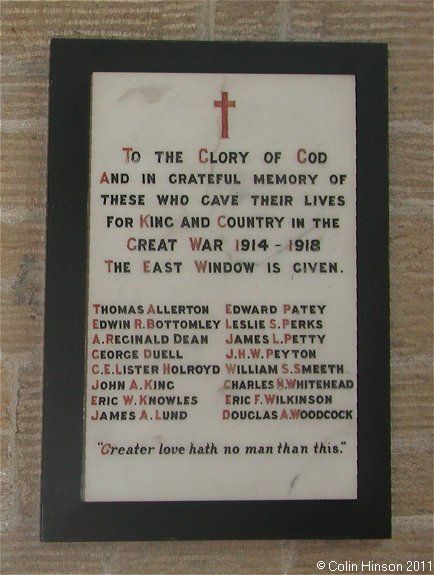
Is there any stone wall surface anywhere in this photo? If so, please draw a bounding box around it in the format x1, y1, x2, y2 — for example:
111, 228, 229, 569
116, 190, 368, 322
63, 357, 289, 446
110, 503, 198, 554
1, 1, 432, 573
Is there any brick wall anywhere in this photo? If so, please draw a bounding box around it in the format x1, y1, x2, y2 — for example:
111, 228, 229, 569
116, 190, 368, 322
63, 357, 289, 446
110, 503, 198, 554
1, 1, 432, 573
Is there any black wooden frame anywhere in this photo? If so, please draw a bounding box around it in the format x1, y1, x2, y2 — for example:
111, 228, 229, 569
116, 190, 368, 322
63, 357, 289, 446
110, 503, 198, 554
42, 39, 390, 541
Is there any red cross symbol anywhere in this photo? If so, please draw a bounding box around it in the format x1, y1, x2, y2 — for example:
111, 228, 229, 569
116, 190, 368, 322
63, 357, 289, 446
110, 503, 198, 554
214, 91, 236, 139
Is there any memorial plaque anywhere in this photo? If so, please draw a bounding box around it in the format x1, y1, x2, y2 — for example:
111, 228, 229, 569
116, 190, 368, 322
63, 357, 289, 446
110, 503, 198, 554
42, 40, 390, 540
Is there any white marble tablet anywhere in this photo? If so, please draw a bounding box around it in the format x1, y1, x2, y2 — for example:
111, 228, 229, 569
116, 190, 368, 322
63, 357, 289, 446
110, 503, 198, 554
83, 72, 357, 502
